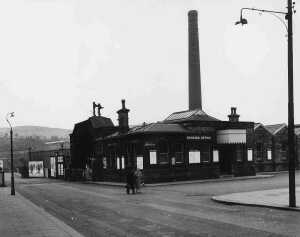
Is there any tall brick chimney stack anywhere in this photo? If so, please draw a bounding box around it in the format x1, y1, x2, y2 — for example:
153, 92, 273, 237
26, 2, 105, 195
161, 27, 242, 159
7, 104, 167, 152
188, 10, 202, 110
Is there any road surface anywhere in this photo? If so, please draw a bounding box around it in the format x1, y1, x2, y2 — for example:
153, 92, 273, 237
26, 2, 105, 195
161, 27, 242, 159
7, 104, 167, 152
12, 172, 300, 236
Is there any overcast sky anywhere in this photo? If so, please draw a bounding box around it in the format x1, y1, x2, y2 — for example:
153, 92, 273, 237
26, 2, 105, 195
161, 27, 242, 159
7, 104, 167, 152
0, 0, 299, 129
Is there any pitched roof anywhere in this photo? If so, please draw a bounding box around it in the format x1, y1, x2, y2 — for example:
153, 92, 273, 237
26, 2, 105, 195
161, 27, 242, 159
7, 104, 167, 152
101, 122, 191, 140
164, 109, 219, 122
254, 123, 262, 130
88, 116, 114, 128
129, 123, 190, 134
265, 123, 287, 135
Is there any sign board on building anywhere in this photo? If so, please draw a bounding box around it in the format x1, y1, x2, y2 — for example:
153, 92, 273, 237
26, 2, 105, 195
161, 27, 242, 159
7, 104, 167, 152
28, 161, 44, 177
149, 150, 157, 165
189, 151, 200, 164
186, 135, 212, 140
267, 150, 272, 160
213, 150, 219, 162
247, 149, 253, 161
136, 156, 143, 170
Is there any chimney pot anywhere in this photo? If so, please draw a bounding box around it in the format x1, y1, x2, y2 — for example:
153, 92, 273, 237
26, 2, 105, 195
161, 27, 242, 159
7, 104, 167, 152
92, 101, 96, 116
231, 107, 237, 115
117, 99, 130, 133
228, 107, 239, 122
122, 99, 125, 109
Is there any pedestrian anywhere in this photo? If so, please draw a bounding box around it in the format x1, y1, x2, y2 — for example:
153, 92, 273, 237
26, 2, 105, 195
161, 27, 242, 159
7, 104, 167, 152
134, 168, 142, 193
126, 167, 136, 194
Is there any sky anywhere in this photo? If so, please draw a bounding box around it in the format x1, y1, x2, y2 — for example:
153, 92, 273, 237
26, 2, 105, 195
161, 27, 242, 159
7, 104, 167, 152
0, 0, 299, 129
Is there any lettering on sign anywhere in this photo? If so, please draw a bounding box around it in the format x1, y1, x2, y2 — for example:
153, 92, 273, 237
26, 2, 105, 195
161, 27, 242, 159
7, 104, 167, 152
186, 135, 211, 140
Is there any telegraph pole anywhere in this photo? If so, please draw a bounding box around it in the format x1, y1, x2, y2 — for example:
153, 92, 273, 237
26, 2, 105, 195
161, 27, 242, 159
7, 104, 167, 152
287, 0, 296, 208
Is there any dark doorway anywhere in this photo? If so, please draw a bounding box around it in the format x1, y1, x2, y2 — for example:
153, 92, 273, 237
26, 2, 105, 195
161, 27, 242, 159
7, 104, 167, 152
219, 145, 235, 174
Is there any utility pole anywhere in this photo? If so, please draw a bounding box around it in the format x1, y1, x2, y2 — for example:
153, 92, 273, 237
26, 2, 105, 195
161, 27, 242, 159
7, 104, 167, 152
287, 0, 296, 208
236, 0, 296, 207
6, 112, 15, 196
10, 127, 15, 195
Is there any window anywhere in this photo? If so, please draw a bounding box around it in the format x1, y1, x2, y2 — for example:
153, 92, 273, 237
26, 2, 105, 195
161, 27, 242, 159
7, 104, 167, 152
189, 150, 200, 164
174, 143, 184, 163
158, 141, 169, 164
57, 156, 63, 163
236, 145, 244, 162
109, 149, 116, 169
213, 150, 219, 162
267, 149, 272, 160
58, 164, 64, 176
121, 156, 125, 169
116, 157, 120, 170
149, 150, 157, 164
256, 143, 263, 161
200, 145, 210, 163
247, 149, 253, 161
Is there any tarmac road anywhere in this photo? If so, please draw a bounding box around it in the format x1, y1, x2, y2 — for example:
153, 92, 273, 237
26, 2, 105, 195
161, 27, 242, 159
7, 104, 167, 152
14, 172, 300, 237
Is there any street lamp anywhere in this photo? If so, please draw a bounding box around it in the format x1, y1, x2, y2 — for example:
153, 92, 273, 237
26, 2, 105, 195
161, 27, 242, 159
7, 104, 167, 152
236, 0, 296, 207
5, 112, 15, 196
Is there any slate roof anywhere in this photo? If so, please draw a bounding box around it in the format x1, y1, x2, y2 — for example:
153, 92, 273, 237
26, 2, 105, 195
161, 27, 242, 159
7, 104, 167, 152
265, 123, 287, 135
164, 109, 219, 122
254, 123, 262, 130
100, 122, 191, 140
128, 123, 190, 134
88, 116, 114, 128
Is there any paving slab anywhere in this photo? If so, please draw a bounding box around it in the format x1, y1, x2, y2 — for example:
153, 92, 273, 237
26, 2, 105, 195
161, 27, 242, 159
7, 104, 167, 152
212, 187, 300, 211
0, 187, 84, 237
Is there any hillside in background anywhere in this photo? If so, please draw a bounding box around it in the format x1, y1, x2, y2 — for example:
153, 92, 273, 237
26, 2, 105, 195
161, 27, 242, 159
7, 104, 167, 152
0, 126, 71, 139
0, 126, 71, 154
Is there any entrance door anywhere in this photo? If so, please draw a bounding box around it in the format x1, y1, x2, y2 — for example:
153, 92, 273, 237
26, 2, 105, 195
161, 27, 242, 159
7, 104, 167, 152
219, 145, 235, 174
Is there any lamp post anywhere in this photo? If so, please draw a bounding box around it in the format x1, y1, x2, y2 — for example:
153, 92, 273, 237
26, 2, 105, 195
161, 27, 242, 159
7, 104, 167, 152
236, 0, 296, 207
5, 112, 15, 196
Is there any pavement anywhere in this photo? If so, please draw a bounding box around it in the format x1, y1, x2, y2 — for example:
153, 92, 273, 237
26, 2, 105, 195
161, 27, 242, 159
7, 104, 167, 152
88, 174, 274, 187
212, 187, 300, 211
0, 187, 84, 237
